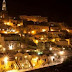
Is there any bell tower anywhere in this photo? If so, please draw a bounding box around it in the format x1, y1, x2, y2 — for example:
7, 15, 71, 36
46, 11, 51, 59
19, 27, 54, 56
2, 0, 7, 11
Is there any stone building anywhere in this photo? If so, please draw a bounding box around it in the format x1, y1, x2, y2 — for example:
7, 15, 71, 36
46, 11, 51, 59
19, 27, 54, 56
20, 15, 48, 22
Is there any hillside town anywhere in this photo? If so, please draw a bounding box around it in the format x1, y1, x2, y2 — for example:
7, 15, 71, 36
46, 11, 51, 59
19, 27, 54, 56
0, 0, 72, 72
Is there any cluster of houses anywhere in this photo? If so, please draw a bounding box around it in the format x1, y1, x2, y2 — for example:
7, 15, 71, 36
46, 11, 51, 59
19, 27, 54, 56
0, 51, 65, 71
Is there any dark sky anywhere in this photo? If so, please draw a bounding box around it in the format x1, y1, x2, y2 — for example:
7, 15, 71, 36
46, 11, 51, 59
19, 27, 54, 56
0, 0, 72, 26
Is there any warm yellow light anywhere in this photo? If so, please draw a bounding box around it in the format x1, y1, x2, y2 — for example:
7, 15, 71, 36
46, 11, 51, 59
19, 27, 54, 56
4, 22, 7, 25
28, 32, 30, 34
7, 70, 19, 72
15, 57, 17, 60
24, 55, 27, 58
0, 45, 2, 47
51, 39, 55, 42
4, 31, 7, 34
59, 51, 64, 55
32, 57, 38, 61
40, 37, 44, 40
3, 48, 6, 51
24, 30, 26, 33
63, 48, 65, 50
33, 64, 36, 67
35, 40, 38, 44
66, 29, 70, 32
7, 22, 10, 25
22, 34, 25, 37
35, 57, 38, 60
4, 57, 8, 64
54, 53, 57, 56
22, 64, 24, 67
2, 29, 4, 31
4, 22, 10, 26
51, 29, 54, 31
19, 34, 21, 37
32, 31, 35, 33
15, 31, 19, 34
17, 24, 21, 26
31, 31, 36, 34
26, 50, 30, 52
49, 47, 53, 51
9, 44, 13, 50
42, 29, 46, 32
12, 30, 15, 32
31, 57, 39, 67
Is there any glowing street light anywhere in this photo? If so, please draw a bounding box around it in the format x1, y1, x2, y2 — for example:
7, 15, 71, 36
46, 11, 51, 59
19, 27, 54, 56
40, 37, 44, 40
15, 57, 17, 60
24, 55, 28, 58
17, 24, 21, 26
7, 22, 10, 25
59, 51, 64, 55
51, 39, 55, 42
51, 29, 54, 31
4, 56, 8, 64
12, 29, 15, 32
4, 31, 8, 34
33, 39, 38, 44
66, 29, 70, 32
31, 30, 36, 34
49, 47, 53, 51
42, 29, 46, 32
9, 44, 13, 50
31, 31, 35, 33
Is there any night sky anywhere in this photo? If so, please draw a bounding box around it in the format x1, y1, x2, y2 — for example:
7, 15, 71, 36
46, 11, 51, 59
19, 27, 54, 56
0, 0, 72, 26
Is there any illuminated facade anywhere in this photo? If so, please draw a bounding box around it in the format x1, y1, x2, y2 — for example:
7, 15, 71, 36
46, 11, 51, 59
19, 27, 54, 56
20, 15, 48, 22
2, 0, 7, 11
0, 34, 5, 47
0, 0, 8, 19
26, 25, 49, 34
